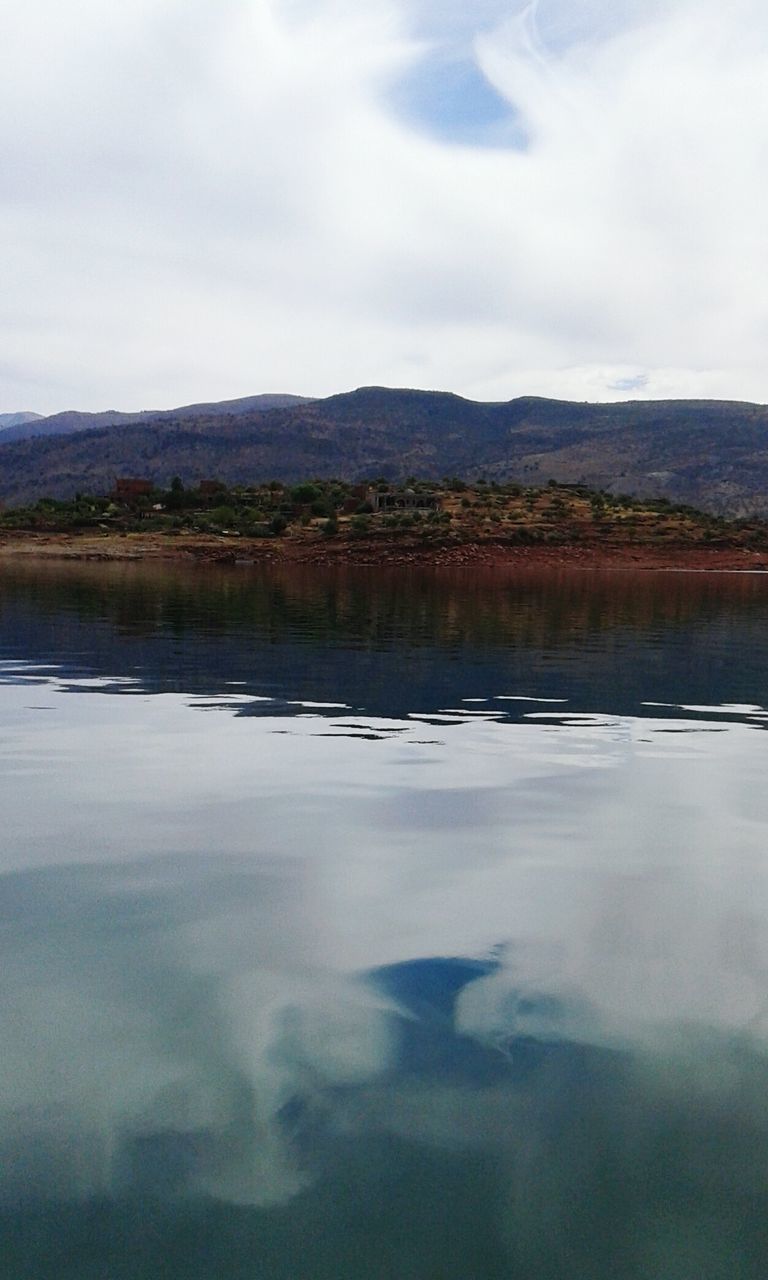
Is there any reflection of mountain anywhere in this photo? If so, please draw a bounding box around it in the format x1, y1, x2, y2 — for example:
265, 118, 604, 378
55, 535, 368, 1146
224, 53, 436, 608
2, 559, 768, 720
3, 558, 768, 1277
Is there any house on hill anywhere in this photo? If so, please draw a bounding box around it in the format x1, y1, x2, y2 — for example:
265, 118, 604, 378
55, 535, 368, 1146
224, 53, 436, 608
368, 487, 440, 512
113, 478, 153, 502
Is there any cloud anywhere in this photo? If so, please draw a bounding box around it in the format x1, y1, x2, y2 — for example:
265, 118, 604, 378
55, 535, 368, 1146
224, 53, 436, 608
0, 0, 767, 411
3, 673, 768, 1214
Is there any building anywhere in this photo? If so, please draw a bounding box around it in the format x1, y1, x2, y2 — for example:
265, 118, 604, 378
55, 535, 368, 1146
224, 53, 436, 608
368, 487, 440, 512
113, 478, 153, 502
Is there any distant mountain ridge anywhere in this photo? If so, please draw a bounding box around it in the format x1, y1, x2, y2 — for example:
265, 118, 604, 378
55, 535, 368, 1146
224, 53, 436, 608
0, 412, 42, 431
0, 393, 312, 445
2, 386, 768, 515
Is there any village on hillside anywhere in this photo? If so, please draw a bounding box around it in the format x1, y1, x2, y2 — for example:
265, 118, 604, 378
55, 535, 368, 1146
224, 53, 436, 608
1, 474, 765, 553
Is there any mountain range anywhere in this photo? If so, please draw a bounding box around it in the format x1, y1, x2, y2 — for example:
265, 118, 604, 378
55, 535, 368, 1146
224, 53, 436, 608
0, 411, 42, 432
2, 386, 768, 515
0, 394, 311, 444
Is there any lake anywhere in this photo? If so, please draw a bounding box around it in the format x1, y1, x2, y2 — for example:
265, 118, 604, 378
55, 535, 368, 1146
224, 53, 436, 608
1, 558, 767, 1278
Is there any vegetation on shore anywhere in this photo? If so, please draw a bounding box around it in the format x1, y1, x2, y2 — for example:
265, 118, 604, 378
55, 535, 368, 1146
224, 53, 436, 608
2, 476, 768, 551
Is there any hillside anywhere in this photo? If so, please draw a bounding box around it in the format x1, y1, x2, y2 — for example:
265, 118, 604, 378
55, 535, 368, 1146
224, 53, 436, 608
2, 387, 768, 514
0, 412, 42, 431
3, 478, 768, 574
0, 393, 312, 444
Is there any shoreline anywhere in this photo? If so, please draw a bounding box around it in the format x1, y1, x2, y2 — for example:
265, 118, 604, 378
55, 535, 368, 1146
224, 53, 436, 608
2, 530, 768, 572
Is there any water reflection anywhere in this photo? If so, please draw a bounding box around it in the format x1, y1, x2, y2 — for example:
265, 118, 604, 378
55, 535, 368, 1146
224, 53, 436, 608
2, 841, 768, 1276
2, 558, 768, 718
1, 562, 768, 1276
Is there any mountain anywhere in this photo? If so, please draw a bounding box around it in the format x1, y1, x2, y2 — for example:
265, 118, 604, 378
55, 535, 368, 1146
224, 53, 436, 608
0, 412, 42, 431
0, 394, 312, 444
2, 386, 768, 515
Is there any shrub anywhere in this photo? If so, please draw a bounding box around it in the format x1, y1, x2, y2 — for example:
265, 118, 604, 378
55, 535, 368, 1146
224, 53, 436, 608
210, 505, 236, 525
290, 483, 320, 504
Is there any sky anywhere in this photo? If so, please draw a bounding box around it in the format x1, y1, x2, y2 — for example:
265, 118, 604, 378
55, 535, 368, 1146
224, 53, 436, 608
1, 0, 768, 414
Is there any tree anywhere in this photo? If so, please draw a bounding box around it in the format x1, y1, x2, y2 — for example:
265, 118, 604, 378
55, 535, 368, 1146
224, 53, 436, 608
166, 475, 187, 511
290, 482, 320, 504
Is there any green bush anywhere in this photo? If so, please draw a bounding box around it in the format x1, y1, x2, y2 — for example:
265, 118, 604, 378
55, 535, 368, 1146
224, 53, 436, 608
290, 483, 320, 504
210, 505, 236, 525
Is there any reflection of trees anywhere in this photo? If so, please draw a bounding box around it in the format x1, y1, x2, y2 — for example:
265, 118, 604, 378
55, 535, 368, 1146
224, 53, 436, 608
1, 560, 767, 717
2, 559, 767, 649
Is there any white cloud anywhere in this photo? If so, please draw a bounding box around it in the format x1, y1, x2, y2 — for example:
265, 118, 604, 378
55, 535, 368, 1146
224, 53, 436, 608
1, 0, 767, 411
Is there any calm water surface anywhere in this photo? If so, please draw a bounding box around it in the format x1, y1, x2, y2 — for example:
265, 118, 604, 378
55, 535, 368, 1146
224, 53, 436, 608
1, 560, 768, 1278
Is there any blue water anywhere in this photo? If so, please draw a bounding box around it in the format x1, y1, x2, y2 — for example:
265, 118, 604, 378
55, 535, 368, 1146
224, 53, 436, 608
1, 560, 767, 1278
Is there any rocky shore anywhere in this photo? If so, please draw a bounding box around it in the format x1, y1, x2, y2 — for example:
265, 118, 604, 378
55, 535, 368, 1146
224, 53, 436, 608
2, 529, 768, 572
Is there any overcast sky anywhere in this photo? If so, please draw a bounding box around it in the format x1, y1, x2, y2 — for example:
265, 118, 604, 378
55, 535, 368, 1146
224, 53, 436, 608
2, 0, 767, 413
